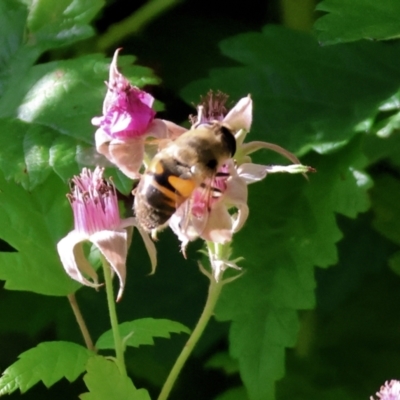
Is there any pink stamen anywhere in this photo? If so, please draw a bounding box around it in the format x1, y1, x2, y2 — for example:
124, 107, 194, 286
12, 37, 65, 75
68, 167, 121, 235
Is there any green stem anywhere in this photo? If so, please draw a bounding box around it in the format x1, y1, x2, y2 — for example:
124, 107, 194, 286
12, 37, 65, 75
157, 260, 224, 400
97, 0, 181, 51
280, 0, 316, 32
101, 256, 127, 376
67, 293, 95, 352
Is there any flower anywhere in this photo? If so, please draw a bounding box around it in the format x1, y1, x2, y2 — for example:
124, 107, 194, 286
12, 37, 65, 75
371, 380, 400, 400
169, 92, 313, 279
92, 49, 186, 179
57, 167, 156, 301
169, 160, 248, 248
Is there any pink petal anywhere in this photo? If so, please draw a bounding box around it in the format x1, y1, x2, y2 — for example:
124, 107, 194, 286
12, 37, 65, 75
137, 90, 155, 108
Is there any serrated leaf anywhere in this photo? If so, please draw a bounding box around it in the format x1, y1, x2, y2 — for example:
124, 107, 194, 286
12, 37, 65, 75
182, 26, 400, 157
0, 54, 158, 189
213, 140, 371, 400
0, 341, 93, 395
0, 0, 105, 110
80, 356, 151, 400
315, 0, 400, 45
0, 55, 158, 141
26, 0, 104, 49
96, 318, 190, 350
0, 170, 80, 295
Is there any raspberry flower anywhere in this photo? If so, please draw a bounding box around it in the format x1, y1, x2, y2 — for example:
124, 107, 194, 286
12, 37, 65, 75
92, 49, 185, 179
57, 167, 156, 301
371, 380, 400, 400
169, 92, 312, 279
158, 92, 314, 399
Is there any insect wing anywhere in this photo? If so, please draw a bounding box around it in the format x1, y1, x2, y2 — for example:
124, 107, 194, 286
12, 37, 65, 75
76, 145, 113, 168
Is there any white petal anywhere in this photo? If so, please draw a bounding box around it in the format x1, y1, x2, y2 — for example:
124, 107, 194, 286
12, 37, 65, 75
200, 204, 233, 244
224, 172, 248, 204
223, 95, 252, 132
146, 119, 168, 139
162, 119, 188, 139
108, 137, 145, 179
91, 230, 128, 302
231, 203, 249, 233
95, 128, 114, 160
237, 163, 269, 183
134, 222, 158, 274
241, 141, 301, 165
57, 231, 100, 289
169, 207, 199, 244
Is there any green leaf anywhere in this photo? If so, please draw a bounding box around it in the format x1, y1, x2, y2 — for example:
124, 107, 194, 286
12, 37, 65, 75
0, 0, 105, 108
371, 174, 400, 245
0, 291, 67, 338
0, 0, 27, 73
370, 174, 400, 276
0, 54, 158, 189
214, 140, 371, 400
25, 0, 104, 50
96, 318, 190, 350
389, 251, 400, 276
182, 26, 400, 156
205, 352, 239, 375
215, 387, 249, 400
0, 55, 157, 141
0, 341, 93, 395
315, 0, 400, 45
0, 170, 80, 295
80, 356, 151, 400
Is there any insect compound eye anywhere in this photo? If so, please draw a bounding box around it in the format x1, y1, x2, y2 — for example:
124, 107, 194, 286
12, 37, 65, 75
220, 125, 236, 157
206, 158, 218, 170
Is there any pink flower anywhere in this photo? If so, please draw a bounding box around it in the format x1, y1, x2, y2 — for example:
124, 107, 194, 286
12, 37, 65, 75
93, 49, 185, 179
371, 380, 400, 400
169, 93, 313, 278
92, 50, 156, 140
169, 160, 248, 248
57, 167, 156, 301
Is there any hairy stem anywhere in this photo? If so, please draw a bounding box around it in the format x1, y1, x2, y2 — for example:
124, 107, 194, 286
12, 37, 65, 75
101, 256, 127, 376
157, 253, 224, 400
67, 293, 95, 352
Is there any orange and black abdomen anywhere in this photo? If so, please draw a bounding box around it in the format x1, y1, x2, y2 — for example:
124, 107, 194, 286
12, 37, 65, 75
134, 157, 197, 231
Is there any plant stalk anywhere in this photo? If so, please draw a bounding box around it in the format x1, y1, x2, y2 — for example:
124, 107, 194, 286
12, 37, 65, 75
157, 271, 223, 400
97, 0, 181, 51
67, 293, 95, 352
101, 256, 127, 376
